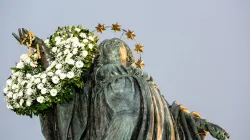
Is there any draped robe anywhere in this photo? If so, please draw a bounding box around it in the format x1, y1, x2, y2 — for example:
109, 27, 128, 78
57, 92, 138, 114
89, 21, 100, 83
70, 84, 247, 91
84, 64, 206, 140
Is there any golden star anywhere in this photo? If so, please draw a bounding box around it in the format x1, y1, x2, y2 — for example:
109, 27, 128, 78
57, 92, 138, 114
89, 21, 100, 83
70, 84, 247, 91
126, 30, 136, 40
135, 59, 145, 69
95, 24, 106, 33
134, 43, 144, 54
111, 23, 121, 32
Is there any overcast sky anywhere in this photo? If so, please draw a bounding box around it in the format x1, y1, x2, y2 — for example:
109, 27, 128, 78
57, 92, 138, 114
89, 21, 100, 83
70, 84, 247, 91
1, 0, 249, 140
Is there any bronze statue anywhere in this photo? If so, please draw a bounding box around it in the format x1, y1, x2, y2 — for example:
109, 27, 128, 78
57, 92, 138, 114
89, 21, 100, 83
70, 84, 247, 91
12, 29, 230, 140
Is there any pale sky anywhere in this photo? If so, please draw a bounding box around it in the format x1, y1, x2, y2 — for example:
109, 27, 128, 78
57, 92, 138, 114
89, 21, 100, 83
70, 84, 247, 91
1, 0, 249, 139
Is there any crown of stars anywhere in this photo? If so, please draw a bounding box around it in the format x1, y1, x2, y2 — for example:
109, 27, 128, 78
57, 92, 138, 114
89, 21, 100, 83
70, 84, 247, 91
94, 23, 145, 69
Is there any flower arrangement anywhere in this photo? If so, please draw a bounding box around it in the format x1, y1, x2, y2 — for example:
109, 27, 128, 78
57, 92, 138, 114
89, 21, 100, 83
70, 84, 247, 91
3, 23, 144, 117
3, 25, 98, 117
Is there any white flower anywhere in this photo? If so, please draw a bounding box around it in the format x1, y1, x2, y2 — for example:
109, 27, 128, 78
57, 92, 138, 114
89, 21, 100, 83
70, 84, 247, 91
40, 73, 47, 79
19, 99, 24, 106
26, 88, 33, 96
14, 103, 20, 108
37, 96, 45, 103
75, 28, 81, 32
67, 72, 74, 79
44, 39, 50, 45
83, 39, 88, 43
13, 72, 20, 76
3, 87, 8, 93
17, 77, 23, 83
64, 49, 70, 54
66, 39, 71, 44
72, 37, 79, 43
26, 98, 32, 106
59, 73, 66, 79
88, 44, 93, 49
52, 47, 57, 53
55, 70, 62, 75
7, 104, 13, 110
6, 79, 12, 86
16, 61, 24, 69
21, 80, 27, 86
37, 83, 44, 89
76, 61, 84, 68
72, 42, 79, 48
57, 52, 63, 58
47, 72, 54, 76
11, 84, 18, 90
56, 64, 63, 69
26, 83, 33, 88
52, 76, 60, 84
82, 50, 88, 57
18, 91, 23, 97
65, 44, 70, 48
7, 92, 13, 98
42, 79, 47, 83
55, 36, 61, 42
80, 33, 86, 38
26, 73, 32, 78
50, 89, 58, 96
41, 88, 47, 94
66, 53, 73, 59
30, 62, 38, 67
88, 36, 94, 41
34, 78, 41, 84
12, 94, 18, 100
73, 48, 78, 54
66, 59, 75, 65
20, 54, 29, 62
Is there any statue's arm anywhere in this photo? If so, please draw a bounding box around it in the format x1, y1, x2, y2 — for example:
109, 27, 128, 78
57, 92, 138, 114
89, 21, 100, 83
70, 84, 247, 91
169, 102, 230, 140
12, 28, 54, 68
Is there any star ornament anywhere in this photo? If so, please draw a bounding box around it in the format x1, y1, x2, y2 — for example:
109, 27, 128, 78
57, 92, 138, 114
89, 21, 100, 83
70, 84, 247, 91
95, 24, 106, 33
111, 23, 121, 32
126, 30, 136, 40
134, 43, 144, 54
135, 59, 145, 69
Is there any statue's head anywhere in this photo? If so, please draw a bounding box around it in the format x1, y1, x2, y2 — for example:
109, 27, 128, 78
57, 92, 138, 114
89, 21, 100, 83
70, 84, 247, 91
97, 38, 135, 67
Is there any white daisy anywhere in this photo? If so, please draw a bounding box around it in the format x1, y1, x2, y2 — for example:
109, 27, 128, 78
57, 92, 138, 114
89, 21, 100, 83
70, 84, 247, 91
55, 70, 62, 75
41, 88, 47, 94
34, 78, 41, 84
37, 83, 44, 89
50, 89, 58, 96
37, 96, 45, 103
59, 73, 66, 79
56, 64, 63, 69
76, 61, 84, 68
80, 33, 86, 38
52, 47, 57, 53
82, 50, 88, 57
52, 76, 60, 84
26, 98, 32, 106
67, 72, 74, 79
40, 73, 47, 79
88, 44, 93, 49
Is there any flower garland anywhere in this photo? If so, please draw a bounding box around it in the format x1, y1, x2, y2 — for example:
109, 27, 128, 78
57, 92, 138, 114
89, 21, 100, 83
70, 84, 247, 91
3, 25, 98, 117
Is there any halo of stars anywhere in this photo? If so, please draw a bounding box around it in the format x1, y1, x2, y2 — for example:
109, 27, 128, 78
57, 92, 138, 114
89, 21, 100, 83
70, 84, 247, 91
94, 23, 145, 69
